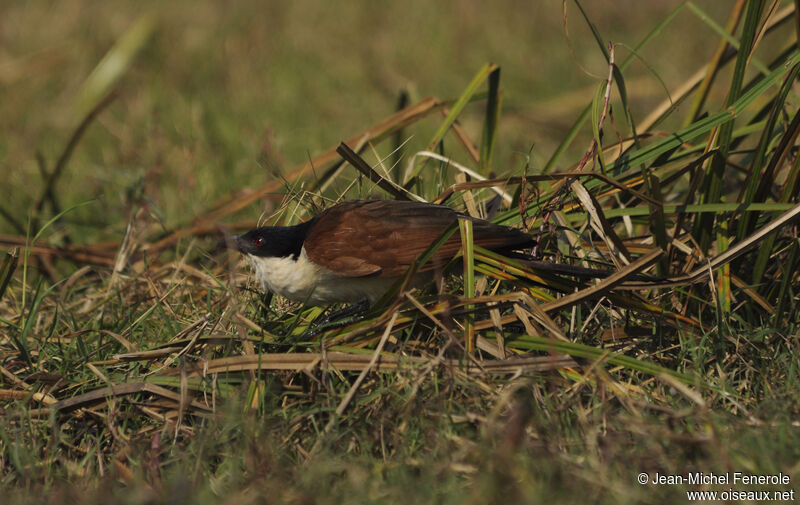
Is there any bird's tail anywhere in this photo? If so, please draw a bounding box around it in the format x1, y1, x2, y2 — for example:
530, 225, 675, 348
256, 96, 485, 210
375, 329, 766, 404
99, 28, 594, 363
505, 252, 665, 283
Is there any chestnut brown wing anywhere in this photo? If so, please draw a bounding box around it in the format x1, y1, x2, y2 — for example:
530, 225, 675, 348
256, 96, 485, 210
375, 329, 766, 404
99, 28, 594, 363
303, 200, 533, 277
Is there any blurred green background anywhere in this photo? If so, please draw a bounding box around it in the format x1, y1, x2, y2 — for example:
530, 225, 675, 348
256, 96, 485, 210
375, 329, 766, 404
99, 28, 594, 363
0, 1, 751, 238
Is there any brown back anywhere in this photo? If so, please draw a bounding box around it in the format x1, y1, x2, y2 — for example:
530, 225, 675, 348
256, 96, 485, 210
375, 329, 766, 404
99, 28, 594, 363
303, 200, 533, 277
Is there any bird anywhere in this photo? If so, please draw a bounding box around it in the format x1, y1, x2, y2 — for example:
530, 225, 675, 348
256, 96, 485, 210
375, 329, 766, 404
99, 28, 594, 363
234, 199, 535, 306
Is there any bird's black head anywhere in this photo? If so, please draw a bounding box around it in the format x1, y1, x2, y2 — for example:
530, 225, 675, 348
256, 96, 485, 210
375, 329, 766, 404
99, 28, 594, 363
234, 219, 316, 259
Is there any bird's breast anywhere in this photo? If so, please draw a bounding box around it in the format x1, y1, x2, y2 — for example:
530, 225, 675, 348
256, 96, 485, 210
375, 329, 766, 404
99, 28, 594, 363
245, 249, 322, 302
244, 248, 398, 305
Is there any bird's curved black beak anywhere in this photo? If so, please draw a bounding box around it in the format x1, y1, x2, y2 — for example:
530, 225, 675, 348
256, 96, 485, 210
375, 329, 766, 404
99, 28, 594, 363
214, 234, 244, 254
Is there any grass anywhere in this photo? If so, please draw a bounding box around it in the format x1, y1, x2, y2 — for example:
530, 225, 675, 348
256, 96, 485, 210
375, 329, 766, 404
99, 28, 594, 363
2, 1, 800, 504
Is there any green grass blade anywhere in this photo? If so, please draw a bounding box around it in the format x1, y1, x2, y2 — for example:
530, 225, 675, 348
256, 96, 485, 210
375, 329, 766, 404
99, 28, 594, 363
543, 2, 686, 174
686, 1, 770, 76
404, 63, 498, 189
608, 49, 797, 175
591, 81, 606, 171
32, 200, 96, 243
716, 220, 731, 317
75, 13, 156, 119
772, 239, 799, 326
574, 2, 640, 147
21, 200, 96, 310
647, 175, 669, 276
575, 202, 797, 219
694, 0, 765, 253
458, 218, 475, 353
573, 1, 609, 61
479, 67, 501, 177
544, 49, 797, 205
493, 50, 798, 228
510, 334, 700, 386
682, 1, 746, 127
736, 62, 800, 243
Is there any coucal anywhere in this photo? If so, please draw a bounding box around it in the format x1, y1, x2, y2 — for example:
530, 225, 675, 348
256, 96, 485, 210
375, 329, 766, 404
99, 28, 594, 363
234, 199, 535, 306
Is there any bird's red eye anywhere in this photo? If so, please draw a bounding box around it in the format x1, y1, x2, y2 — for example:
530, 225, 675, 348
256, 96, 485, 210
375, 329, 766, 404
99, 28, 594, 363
254, 237, 264, 247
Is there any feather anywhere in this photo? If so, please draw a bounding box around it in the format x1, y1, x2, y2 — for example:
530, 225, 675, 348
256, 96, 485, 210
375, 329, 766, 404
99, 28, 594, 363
303, 200, 533, 277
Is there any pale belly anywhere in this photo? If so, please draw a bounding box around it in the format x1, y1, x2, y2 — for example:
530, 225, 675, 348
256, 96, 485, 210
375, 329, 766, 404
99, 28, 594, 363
244, 248, 402, 305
